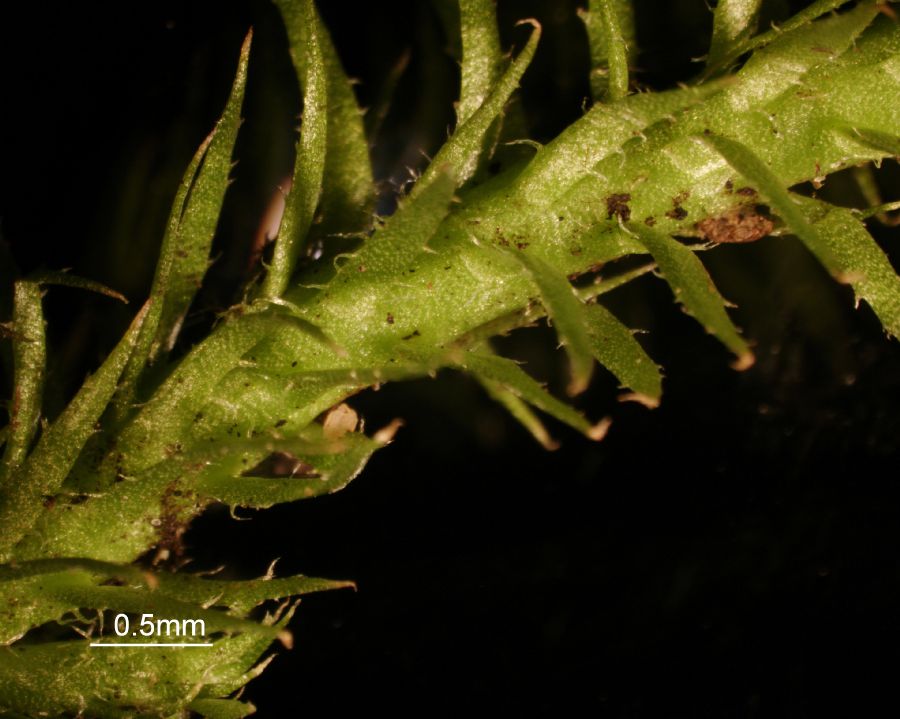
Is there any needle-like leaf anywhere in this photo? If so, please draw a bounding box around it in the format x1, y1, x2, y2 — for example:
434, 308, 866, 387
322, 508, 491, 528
0, 282, 45, 489
580, 0, 632, 102
708, 0, 763, 68
0, 303, 148, 558
630, 226, 753, 367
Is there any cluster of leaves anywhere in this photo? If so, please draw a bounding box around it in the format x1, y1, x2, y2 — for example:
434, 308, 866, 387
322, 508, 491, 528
1, 0, 898, 715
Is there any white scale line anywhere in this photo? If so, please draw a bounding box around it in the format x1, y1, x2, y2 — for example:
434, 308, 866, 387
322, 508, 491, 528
90, 642, 213, 647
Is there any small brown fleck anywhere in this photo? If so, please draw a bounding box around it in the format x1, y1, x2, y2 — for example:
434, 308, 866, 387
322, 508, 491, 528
812, 162, 825, 189
606, 193, 632, 222
666, 206, 688, 221
515, 241, 530, 250
154, 481, 193, 564
498, 237, 510, 247
401, 329, 421, 340
386, 313, 394, 324
736, 186, 757, 197
644, 216, 657, 227
724, 179, 734, 193
697, 205, 774, 244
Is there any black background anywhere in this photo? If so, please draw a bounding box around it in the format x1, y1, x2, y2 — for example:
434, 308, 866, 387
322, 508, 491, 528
2, 1, 900, 715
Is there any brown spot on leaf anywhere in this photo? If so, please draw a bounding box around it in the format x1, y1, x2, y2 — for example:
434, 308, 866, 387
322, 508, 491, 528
666, 191, 690, 220
736, 186, 757, 197
153, 482, 194, 565
696, 205, 774, 244
644, 216, 657, 227
386, 313, 394, 324
606, 193, 632, 222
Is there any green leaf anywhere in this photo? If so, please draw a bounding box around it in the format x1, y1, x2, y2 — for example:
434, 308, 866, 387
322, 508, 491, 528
579, 0, 632, 102
0, 630, 281, 718
704, 0, 871, 78
459, 350, 609, 441
511, 80, 724, 207
115, 31, 252, 420
188, 698, 256, 719
843, 126, 900, 157
577, 262, 657, 302
476, 371, 559, 450
0, 281, 45, 489
630, 226, 753, 366
0, 569, 299, 715
13, 430, 379, 562
708, 0, 763, 68
792, 196, 900, 338
24, 572, 275, 638
509, 250, 595, 396
263, 0, 327, 298
158, 32, 250, 352
0, 558, 349, 644
274, 0, 376, 239
703, 132, 900, 337
195, 430, 384, 509
584, 303, 663, 406
457, 0, 504, 125
717, 1, 879, 108
333, 168, 456, 282
113, 310, 334, 480
0, 303, 148, 559
414, 18, 540, 197
154, 571, 354, 616
27, 270, 128, 304
153, 30, 251, 351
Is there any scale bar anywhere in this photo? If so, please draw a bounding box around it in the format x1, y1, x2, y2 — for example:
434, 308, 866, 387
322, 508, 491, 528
90, 642, 213, 648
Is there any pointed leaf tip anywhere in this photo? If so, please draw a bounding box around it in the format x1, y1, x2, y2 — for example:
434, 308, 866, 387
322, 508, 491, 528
618, 392, 660, 409
588, 417, 612, 441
